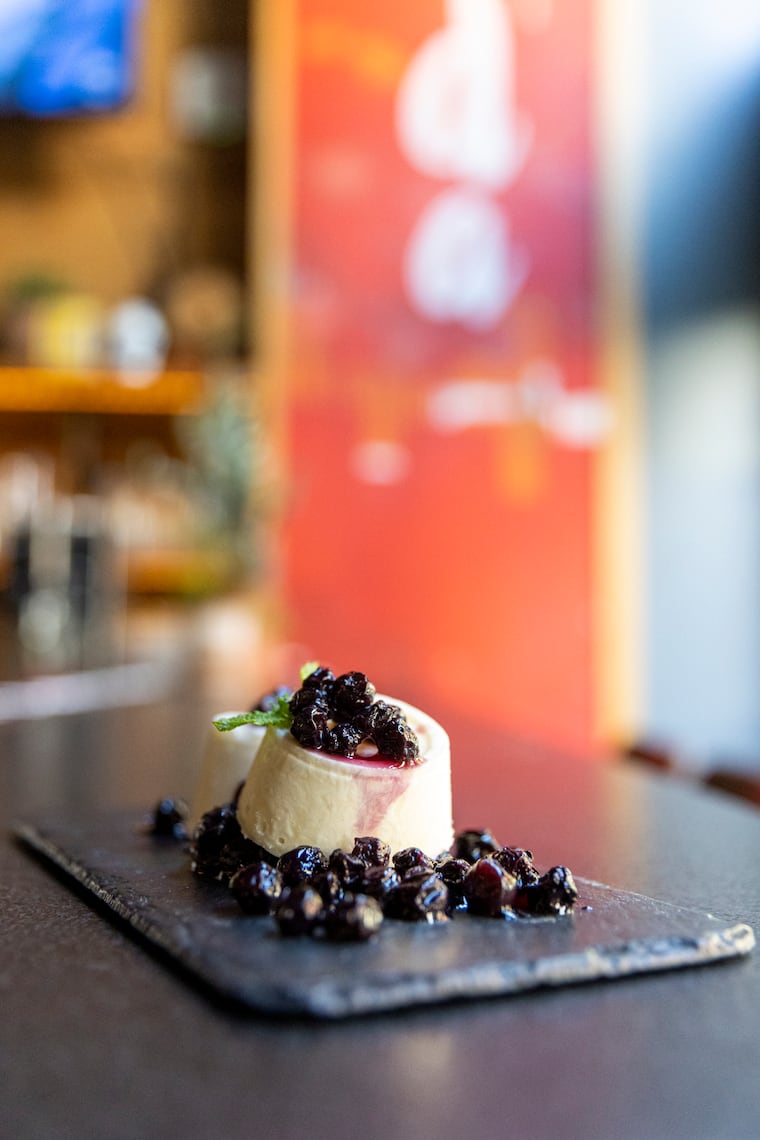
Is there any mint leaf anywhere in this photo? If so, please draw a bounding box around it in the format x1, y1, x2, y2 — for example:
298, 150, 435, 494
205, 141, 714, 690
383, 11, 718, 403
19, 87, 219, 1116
213, 694, 293, 733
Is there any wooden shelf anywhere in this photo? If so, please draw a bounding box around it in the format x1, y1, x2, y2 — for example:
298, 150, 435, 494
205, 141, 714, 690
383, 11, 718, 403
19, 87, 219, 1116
0, 366, 205, 416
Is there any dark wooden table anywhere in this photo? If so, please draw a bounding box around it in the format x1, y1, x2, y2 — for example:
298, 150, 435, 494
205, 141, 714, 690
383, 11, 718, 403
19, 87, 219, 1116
3, 687, 759, 1140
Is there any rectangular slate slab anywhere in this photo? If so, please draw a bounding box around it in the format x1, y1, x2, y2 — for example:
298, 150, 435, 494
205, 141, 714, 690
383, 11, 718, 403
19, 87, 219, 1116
14, 812, 755, 1020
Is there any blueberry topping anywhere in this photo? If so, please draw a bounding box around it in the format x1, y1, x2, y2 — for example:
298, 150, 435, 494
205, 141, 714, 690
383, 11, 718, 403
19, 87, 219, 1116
274, 885, 325, 936
513, 866, 579, 916
227, 834, 276, 876
324, 893, 384, 942
373, 718, 420, 762
352, 835, 391, 868
301, 666, 335, 692
492, 846, 540, 885
331, 671, 376, 719
359, 864, 400, 903
392, 846, 434, 876
462, 857, 517, 917
385, 868, 449, 922
190, 804, 240, 879
190, 804, 272, 881
435, 857, 470, 908
291, 706, 329, 749
353, 701, 393, 736
277, 845, 328, 886
310, 869, 344, 907
453, 828, 501, 864
289, 687, 330, 716
286, 666, 420, 764
147, 797, 188, 840
211, 831, 578, 932
328, 848, 367, 891
325, 722, 364, 758
230, 861, 283, 914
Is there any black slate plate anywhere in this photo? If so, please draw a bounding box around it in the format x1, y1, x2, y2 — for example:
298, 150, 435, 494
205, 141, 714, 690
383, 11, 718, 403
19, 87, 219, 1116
14, 812, 755, 1019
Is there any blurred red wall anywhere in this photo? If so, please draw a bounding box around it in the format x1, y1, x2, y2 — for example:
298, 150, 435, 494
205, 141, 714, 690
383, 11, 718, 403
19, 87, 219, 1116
280, 0, 600, 756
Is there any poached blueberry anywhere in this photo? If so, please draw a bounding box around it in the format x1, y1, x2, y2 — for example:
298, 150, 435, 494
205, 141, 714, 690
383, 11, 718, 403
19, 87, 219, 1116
324, 893, 384, 942
274, 885, 325, 936
385, 868, 449, 922
230, 862, 283, 914
463, 857, 517, 917
277, 845, 328, 886
147, 797, 188, 840
352, 835, 391, 868
453, 828, 500, 864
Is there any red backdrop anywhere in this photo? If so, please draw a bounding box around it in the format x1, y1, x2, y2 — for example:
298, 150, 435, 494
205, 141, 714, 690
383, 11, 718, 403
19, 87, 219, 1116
280, 0, 600, 755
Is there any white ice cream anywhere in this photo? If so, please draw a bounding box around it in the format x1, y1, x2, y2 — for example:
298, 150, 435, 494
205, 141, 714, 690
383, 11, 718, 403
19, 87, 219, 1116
236, 698, 453, 857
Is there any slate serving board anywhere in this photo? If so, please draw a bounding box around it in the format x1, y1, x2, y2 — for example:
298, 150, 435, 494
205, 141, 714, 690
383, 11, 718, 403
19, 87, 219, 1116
14, 812, 755, 1020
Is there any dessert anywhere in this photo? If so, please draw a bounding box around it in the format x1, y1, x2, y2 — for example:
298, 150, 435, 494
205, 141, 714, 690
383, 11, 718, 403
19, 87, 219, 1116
213, 666, 453, 858
176, 665, 578, 942
237, 701, 453, 858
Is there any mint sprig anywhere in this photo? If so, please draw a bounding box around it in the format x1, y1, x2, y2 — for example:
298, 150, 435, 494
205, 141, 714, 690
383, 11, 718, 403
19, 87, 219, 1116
213, 693, 293, 733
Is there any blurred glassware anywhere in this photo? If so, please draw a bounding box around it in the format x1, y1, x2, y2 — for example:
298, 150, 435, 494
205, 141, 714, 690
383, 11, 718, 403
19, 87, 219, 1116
7, 495, 124, 674
107, 297, 170, 385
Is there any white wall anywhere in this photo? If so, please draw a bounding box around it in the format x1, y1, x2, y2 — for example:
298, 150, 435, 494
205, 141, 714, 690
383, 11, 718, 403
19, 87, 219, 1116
645, 312, 760, 763
642, 2, 760, 765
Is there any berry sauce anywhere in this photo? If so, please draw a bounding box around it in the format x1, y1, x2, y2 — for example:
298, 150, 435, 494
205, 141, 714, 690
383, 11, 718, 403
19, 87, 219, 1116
303, 747, 423, 771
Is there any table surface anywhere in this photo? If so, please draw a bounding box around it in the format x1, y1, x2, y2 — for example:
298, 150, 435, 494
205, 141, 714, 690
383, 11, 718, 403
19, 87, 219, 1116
3, 685, 760, 1140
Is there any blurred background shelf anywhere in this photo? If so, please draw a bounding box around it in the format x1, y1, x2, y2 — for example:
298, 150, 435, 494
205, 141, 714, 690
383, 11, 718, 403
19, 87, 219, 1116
0, 366, 205, 415
122, 547, 239, 597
